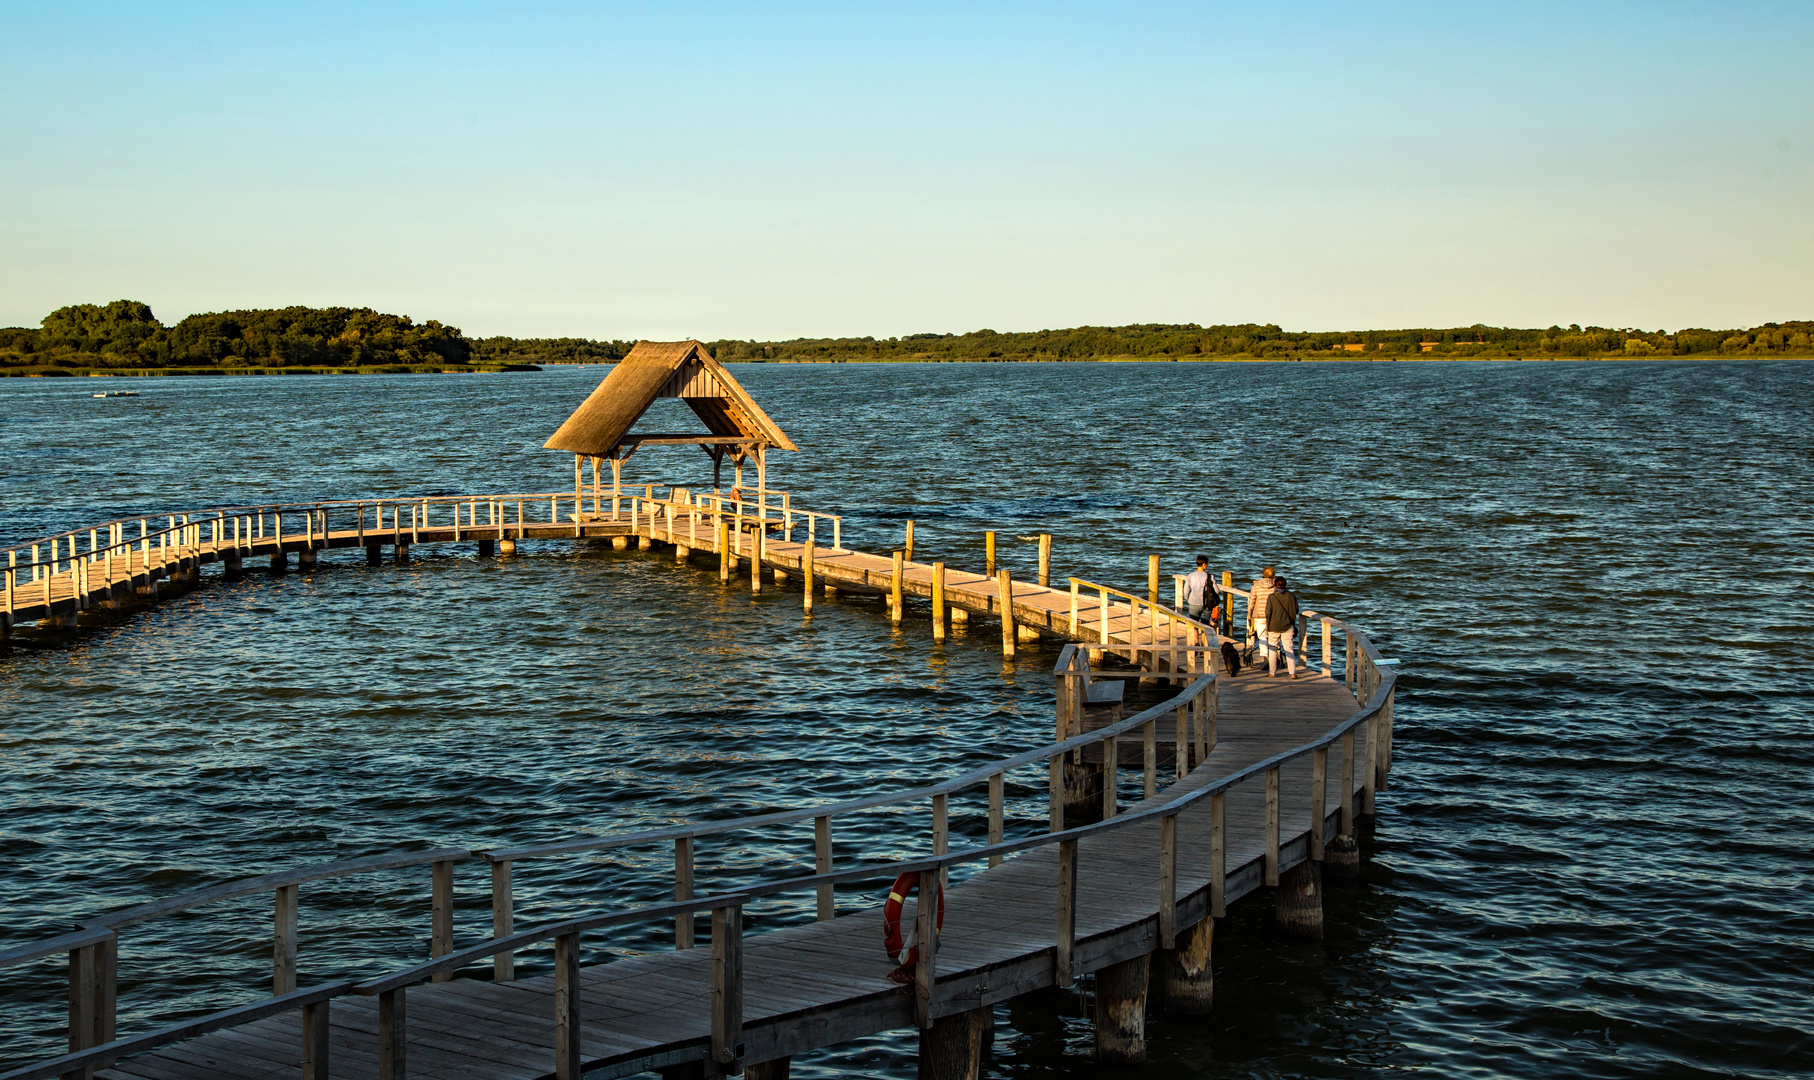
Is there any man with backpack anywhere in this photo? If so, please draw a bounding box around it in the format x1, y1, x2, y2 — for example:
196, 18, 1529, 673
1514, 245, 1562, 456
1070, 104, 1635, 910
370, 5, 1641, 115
1180, 555, 1220, 624
1265, 576, 1301, 679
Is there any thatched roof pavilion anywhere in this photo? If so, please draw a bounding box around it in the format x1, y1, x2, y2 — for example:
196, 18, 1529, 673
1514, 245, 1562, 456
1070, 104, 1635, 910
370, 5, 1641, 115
545, 340, 796, 496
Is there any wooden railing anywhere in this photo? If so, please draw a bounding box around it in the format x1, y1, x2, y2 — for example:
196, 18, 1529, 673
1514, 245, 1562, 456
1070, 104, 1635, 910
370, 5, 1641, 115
2, 516, 1392, 1080
1, 486, 834, 628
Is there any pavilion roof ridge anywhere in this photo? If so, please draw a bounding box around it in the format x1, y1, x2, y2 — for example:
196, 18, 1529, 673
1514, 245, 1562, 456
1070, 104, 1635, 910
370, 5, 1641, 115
542, 340, 797, 460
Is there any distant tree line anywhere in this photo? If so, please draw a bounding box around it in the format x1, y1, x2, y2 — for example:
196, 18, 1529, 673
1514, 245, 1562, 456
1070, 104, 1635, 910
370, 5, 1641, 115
5, 302, 1810, 371
0, 300, 472, 369
704, 322, 1814, 361
469, 336, 634, 364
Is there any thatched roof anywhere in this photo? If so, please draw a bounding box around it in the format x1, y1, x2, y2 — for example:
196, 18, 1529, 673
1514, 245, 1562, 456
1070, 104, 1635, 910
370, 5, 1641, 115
543, 341, 797, 458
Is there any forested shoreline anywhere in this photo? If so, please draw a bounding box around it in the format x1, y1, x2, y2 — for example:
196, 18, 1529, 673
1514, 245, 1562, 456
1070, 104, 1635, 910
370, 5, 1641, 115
4, 301, 1810, 374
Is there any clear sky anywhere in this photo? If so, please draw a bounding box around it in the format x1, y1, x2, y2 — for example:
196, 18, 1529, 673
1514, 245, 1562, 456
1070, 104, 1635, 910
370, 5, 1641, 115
2, 1, 1809, 339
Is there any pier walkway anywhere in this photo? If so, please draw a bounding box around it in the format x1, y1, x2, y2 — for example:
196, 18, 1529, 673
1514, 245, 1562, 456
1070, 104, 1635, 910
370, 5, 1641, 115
0, 487, 1397, 1080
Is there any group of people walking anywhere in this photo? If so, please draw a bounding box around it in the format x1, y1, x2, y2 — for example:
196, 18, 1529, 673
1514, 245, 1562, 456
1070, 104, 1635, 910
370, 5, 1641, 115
1179, 557, 1303, 679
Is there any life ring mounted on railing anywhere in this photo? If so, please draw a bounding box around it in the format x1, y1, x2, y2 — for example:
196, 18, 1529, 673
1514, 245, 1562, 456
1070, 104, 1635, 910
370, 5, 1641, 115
881, 870, 944, 984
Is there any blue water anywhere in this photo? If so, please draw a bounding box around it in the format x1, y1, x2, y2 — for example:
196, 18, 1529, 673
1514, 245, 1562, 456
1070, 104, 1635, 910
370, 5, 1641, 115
2, 360, 1811, 1078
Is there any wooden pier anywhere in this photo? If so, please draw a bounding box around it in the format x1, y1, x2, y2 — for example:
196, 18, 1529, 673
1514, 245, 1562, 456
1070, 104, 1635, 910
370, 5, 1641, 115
0, 342, 1399, 1080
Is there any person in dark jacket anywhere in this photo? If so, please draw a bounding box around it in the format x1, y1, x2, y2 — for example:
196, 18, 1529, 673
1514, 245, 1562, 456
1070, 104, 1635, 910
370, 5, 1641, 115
1264, 576, 1300, 679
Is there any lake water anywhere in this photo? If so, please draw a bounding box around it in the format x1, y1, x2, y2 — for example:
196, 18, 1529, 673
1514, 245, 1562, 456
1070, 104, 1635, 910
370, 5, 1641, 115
2, 360, 1810, 1078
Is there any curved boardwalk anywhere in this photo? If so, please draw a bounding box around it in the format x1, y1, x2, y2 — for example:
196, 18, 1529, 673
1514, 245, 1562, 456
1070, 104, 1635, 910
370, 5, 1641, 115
1, 490, 1397, 1080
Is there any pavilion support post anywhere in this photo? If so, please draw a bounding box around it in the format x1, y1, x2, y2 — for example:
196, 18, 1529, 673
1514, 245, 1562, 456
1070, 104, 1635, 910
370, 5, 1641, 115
1161, 916, 1214, 1014
573, 455, 582, 512
1094, 953, 1149, 1064
611, 457, 624, 519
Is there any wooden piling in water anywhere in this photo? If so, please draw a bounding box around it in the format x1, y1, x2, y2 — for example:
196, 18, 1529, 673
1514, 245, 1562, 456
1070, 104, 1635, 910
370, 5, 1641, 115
1275, 860, 1324, 938
1094, 953, 1149, 1063
984, 531, 995, 576
997, 569, 1015, 659
931, 562, 946, 641
802, 541, 815, 614
1161, 916, 1214, 1013
903, 520, 914, 563
1037, 533, 1051, 587
890, 550, 905, 623
918, 1007, 990, 1080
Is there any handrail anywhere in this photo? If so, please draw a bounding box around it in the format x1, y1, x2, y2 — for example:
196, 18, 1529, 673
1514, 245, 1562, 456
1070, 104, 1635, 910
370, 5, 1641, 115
0, 485, 802, 562
340, 664, 1394, 999
489, 665, 1215, 863
0, 982, 351, 1080
0, 530, 1395, 1080
81, 848, 474, 933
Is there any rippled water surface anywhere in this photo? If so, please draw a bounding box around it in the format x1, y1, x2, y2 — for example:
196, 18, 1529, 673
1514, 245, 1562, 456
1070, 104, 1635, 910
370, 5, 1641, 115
3, 360, 1811, 1078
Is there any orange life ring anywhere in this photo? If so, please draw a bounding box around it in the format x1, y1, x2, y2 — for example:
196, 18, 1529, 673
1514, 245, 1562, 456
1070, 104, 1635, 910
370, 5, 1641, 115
881, 871, 945, 969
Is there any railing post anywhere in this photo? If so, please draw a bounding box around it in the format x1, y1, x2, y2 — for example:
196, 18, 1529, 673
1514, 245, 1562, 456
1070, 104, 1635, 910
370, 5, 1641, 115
431, 860, 454, 981
1322, 618, 1334, 678
491, 859, 515, 980
274, 883, 299, 994
931, 793, 949, 888
554, 931, 582, 1080
914, 868, 938, 1029
1265, 766, 1281, 886
676, 836, 696, 949
1055, 839, 1078, 987
301, 998, 331, 1080
1210, 791, 1226, 918
1158, 813, 1178, 949
1311, 747, 1329, 859
1048, 753, 1064, 833
1143, 718, 1157, 799
67, 940, 97, 1080
988, 772, 1004, 868
814, 817, 833, 920
378, 987, 406, 1080
1363, 713, 1379, 817
1101, 734, 1117, 819
1340, 730, 1356, 836
711, 903, 744, 1071
1345, 629, 1356, 698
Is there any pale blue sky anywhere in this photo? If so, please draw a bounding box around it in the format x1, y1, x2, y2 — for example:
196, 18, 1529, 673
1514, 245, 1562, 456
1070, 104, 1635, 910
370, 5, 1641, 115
2, 2, 1809, 338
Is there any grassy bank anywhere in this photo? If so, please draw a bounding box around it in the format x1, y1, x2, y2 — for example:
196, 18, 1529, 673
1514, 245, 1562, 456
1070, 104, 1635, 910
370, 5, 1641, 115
3, 363, 542, 378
